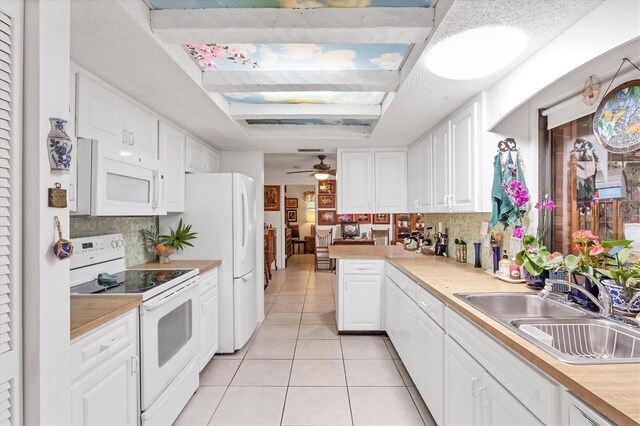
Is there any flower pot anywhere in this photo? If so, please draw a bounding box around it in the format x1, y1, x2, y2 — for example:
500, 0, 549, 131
568, 273, 600, 311
523, 269, 548, 290
601, 279, 640, 314
47, 118, 72, 173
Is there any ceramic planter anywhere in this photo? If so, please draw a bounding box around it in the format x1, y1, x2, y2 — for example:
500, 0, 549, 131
601, 279, 640, 314
48, 118, 72, 173
523, 269, 548, 289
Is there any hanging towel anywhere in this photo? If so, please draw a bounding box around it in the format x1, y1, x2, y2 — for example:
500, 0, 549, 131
489, 151, 528, 229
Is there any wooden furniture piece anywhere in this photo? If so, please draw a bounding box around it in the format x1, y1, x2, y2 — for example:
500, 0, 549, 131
333, 239, 375, 245
285, 227, 292, 267
292, 239, 305, 254
372, 229, 390, 245
264, 228, 276, 285
315, 229, 333, 272
304, 225, 316, 254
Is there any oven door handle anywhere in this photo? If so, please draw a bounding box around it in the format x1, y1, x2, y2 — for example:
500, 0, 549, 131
142, 278, 198, 313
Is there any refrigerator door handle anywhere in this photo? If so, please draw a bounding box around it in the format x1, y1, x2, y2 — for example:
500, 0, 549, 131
242, 190, 249, 251
241, 271, 254, 281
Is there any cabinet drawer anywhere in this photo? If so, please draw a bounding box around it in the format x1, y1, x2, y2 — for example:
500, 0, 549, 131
416, 286, 445, 327
198, 268, 219, 293
343, 259, 384, 275
71, 309, 138, 382
395, 272, 417, 301
445, 307, 560, 425
386, 263, 399, 282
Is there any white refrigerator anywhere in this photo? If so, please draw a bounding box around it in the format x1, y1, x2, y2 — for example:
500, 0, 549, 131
160, 173, 257, 353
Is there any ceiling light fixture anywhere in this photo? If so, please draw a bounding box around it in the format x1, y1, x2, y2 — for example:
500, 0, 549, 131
314, 172, 330, 180
426, 26, 528, 80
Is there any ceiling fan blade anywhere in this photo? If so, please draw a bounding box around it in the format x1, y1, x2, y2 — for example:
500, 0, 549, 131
286, 170, 316, 174
328, 170, 337, 176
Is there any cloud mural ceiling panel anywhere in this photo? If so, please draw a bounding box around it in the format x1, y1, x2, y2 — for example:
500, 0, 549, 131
224, 92, 386, 105
149, 0, 431, 9
246, 118, 373, 126
185, 43, 410, 71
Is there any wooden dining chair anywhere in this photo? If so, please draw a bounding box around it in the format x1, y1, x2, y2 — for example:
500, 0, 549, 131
315, 229, 333, 272
372, 229, 390, 245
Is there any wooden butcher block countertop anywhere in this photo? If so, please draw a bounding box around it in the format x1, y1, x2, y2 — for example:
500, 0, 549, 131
331, 245, 640, 425
129, 259, 222, 275
70, 295, 141, 340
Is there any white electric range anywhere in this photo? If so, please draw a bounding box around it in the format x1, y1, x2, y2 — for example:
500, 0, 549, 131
70, 233, 200, 426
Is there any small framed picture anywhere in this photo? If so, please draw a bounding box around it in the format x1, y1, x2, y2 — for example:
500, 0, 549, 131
287, 210, 297, 223
338, 214, 353, 222
356, 214, 371, 224
318, 194, 336, 209
264, 185, 280, 211
372, 213, 390, 224
318, 210, 336, 225
318, 180, 336, 194
285, 198, 298, 209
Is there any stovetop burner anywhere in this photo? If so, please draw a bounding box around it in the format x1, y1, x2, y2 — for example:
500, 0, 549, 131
71, 269, 196, 298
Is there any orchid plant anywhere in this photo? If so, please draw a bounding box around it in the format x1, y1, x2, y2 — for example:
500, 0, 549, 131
535, 194, 555, 246
501, 180, 529, 238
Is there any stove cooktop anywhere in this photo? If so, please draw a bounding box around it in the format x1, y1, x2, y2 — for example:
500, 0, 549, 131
71, 269, 197, 299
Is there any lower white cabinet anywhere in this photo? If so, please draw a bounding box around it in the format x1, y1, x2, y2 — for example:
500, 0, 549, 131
70, 311, 139, 426
396, 290, 415, 368
199, 268, 220, 371
562, 391, 614, 426
413, 308, 444, 425
337, 260, 384, 331
385, 276, 399, 343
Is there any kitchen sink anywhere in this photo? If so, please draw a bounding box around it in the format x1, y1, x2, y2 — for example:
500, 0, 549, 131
456, 292, 588, 322
512, 318, 640, 364
455, 292, 640, 364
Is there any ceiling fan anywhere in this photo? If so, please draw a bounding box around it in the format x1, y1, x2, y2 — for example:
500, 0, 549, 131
286, 155, 336, 180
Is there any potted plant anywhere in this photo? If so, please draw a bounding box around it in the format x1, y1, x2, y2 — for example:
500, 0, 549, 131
515, 235, 563, 288
595, 243, 640, 313
140, 219, 197, 263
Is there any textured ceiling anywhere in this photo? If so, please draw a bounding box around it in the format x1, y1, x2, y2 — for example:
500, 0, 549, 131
71, 0, 601, 152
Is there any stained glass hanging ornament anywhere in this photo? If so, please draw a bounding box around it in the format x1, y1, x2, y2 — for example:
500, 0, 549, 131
52, 216, 74, 260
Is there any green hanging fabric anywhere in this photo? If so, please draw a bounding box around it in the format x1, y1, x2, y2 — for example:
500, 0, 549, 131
489, 151, 527, 229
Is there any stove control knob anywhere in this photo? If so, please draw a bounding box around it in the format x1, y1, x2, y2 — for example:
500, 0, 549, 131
111, 240, 118, 249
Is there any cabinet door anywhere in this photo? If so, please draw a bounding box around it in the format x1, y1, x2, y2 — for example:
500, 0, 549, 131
342, 274, 382, 331
432, 122, 451, 212
414, 309, 445, 425
338, 151, 373, 213
207, 149, 220, 173
444, 336, 483, 426
407, 144, 420, 213
396, 290, 415, 372
159, 122, 186, 212
385, 277, 399, 344
418, 136, 434, 212
374, 151, 407, 213
123, 104, 158, 159
185, 136, 207, 173
450, 103, 478, 211
200, 283, 219, 371
69, 72, 78, 212
71, 343, 138, 426
76, 74, 124, 145
482, 372, 542, 426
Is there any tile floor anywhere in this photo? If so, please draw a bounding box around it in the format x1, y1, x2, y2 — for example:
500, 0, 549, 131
174, 254, 436, 426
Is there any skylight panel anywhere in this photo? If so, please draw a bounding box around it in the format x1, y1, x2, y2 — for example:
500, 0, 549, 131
224, 92, 386, 105
149, 0, 431, 10
246, 118, 374, 126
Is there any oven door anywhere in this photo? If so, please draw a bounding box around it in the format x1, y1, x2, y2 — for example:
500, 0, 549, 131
140, 277, 200, 410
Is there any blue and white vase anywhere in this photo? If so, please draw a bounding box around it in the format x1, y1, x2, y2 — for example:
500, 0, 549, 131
601, 279, 640, 314
48, 118, 72, 173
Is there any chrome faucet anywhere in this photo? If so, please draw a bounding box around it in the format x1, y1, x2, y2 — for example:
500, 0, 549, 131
539, 274, 613, 318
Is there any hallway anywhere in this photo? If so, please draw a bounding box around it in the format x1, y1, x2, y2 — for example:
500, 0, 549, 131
174, 254, 435, 425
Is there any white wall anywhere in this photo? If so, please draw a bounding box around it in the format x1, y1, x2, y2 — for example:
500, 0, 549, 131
23, 0, 72, 423
219, 151, 265, 321
285, 185, 315, 238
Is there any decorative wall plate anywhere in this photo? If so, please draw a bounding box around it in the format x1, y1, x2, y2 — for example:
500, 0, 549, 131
593, 79, 640, 153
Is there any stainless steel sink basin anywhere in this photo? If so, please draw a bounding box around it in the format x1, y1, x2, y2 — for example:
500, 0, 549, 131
455, 292, 640, 364
456, 292, 588, 322
512, 318, 640, 364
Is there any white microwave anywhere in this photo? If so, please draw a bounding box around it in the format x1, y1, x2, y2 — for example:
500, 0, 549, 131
75, 139, 167, 216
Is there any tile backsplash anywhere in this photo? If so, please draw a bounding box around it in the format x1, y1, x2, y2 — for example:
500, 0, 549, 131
420, 213, 513, 270
70, 216, 157, 267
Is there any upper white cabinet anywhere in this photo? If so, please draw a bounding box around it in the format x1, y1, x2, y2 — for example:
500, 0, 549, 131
76, 74, 158, 159
207, 149, 220, 173
159, 121, 186, 212
407, 144, 420, 213
186, 135, 219, 174
407, 101, 481, 213
337, 149, 406, 214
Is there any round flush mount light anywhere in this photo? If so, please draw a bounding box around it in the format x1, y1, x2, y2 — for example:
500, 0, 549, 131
426, 26, 528, 80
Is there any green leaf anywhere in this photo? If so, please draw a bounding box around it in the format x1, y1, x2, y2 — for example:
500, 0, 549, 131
600, 240, 632, 248
524, 257, 543, 276
564, 254, 580, 273
523, 235, 539, 248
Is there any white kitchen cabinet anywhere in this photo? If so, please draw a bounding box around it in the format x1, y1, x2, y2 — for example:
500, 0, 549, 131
562, 391, 614, 426
122, 104, 158, 159
385, 276, 399, 344
206, 149, 220, 173
76, 74, 125, 146
159, 121, 186, 212
338, 151, 374, 213
444, 335, 483, 426
482, 371, 543, 426
396, 290, 416, 371
374, 151, 407, 213
199, 268, 220, 371
342, 274, 383, 331
407, 143, 420, 213
185, 135, 207, 173
418, 135, 434, 212
449, 103, 479, 211
432, 121, 451, 212
413, 308, 444, 425
70, 311, 139, 426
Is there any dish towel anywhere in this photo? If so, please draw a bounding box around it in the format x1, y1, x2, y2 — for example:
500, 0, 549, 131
489, 151, 528, 229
